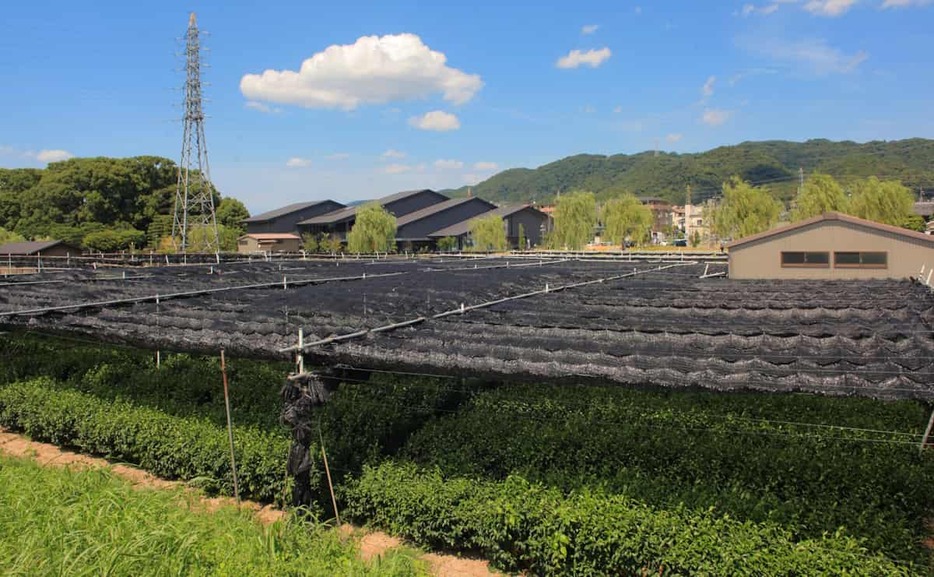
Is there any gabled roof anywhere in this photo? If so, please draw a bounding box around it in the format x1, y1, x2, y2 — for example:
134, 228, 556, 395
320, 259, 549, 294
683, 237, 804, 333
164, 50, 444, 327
726, 211, 934, 250
240, 233, 301, 240
396, 197, 496, 228
243, 201, 337, 223
427, 204, 545, 238
299, 189, 443, 226
0, 240, 77, 255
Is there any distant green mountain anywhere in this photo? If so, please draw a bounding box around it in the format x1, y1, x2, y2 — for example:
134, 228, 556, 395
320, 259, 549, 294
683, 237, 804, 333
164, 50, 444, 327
446, 138, 934, 206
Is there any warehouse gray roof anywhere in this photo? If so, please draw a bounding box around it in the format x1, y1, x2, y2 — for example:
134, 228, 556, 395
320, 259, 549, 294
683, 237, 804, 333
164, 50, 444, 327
396, 197, 494, 227
299, 189, 441, 226
243, 201, 336, 223
0, 240, 75, 255
428, 205, 540, 238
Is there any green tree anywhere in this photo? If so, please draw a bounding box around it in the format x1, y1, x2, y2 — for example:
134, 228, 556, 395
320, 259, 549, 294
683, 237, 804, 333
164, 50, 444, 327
551, 191, 597, 250
0, 226, 25, 245
708, 176, 783, 240
322, 234, 343, 254
846, 177, 915, 227
792, 173, 848, 220
469, 214, 507, 252
437, 236, 458, 252
83, 229, 146, 252
602, 194, 653, 248
301, 233, 319, 253
184, 224, 236, 252
691, 230, 701, 247
216, 198, 250, 234
346, 203, 396, 253
517, 224, 527, 251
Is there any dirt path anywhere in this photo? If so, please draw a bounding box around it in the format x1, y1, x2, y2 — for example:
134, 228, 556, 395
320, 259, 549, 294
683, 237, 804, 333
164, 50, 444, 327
0, 428, 501, 577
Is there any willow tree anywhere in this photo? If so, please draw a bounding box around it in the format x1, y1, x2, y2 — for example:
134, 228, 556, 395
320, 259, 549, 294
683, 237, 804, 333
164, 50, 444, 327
708, 177, 782, 240
469, 214, 507, 252
602, 194, 653, 248
847, 177, 915, 227
792, 173, 848, 220
347, 202, 397, 253
551, 191, 597, 250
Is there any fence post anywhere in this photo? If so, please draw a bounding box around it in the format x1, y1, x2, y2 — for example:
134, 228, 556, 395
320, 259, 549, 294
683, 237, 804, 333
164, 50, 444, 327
220, 350, 241, 505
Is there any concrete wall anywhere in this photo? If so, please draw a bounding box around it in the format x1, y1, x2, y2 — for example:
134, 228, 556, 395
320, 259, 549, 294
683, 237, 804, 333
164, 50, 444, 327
245, 201, 345, 235
729, 221, 934, 279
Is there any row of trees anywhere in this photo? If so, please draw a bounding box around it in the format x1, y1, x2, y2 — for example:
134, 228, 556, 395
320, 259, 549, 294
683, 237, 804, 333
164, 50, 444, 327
548, 191, 654, 250
707, 173, 922, 241
545, 173, 923, 250
0, 157, 251, 252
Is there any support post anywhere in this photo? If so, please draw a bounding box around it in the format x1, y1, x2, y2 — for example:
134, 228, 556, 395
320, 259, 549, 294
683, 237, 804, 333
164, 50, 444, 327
319, 427, 341, 526
921, 406, 934, 455
296, 329, 304, 374
220, 350, 241, 505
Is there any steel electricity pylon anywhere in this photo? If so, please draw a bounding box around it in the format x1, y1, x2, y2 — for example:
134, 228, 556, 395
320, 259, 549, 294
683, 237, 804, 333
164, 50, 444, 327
172, 12, 219, 253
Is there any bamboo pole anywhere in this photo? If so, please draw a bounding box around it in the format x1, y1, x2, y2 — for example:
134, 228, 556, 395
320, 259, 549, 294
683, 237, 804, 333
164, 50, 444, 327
920, 406, 934, 455
319, 426, 341, 526
220, 350, 241, 505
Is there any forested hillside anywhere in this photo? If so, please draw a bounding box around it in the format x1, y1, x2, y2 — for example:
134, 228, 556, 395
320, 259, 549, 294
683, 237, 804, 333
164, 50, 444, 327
0, 156, 249, 250
449, 138, 934, 205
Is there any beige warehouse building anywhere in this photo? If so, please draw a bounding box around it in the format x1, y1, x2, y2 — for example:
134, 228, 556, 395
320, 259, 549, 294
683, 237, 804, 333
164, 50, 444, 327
727, 212, 934, 280
237, 233, 302, 254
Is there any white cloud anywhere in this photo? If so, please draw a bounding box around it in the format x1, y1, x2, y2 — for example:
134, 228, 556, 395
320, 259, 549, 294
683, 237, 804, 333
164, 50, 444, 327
326, 153, 350, 160
285, 157, 312, 168
434, 159, 464, 170
473, 161, 498, 171
882, 0, 933, 6
740, 2, 783, 16
408, 110, 461, 131
613, 105, 623, 113
556, 47, 612, 69
666, 133, 684, 143
36, 149, 74, 163
741, 36, 868, 74
701, 109, 731, 126
634, 6, 643, 14
240, 33, 483, 110
384, 164, 412, 174
244, 101, 280, 113
701, 76, 716, 98
381, 149, 406, 159
581, 24, 599, 34
803, 0, 858, 15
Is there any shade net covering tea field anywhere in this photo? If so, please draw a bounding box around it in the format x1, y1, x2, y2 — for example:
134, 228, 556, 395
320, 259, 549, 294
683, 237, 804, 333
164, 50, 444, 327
1, 256, 932, 399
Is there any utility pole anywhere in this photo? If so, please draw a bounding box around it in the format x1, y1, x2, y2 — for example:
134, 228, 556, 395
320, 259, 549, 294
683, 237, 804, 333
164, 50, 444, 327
172, 12, 220, 253
685, 185, 692, 240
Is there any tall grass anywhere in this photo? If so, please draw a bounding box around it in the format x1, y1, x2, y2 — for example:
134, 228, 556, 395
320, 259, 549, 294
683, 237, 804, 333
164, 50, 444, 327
0, 455, 427, 577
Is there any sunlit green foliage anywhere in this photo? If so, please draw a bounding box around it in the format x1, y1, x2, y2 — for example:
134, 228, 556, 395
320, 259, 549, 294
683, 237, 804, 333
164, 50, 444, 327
550, 191, 596, 249
347, 203, 396, 253
601, 194, 653, 247
468, 214, 507, 252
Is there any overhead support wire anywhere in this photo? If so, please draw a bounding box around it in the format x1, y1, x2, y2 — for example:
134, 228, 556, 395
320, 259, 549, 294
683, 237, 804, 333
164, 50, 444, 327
0, 271, 407, 319
280, 262, 697, 354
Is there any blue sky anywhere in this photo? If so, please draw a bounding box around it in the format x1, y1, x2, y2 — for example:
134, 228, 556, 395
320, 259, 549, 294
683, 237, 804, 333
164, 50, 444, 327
1, 0, 932, 213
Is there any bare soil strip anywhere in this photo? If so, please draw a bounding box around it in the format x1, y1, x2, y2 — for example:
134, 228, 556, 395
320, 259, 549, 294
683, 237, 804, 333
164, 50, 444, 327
0, 428, 501, 577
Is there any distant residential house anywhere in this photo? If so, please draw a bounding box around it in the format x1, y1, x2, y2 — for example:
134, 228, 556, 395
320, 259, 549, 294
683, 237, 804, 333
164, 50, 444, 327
236, 233, 302, 254
638, 197, 673, 237
671, 204, 710, 242
428, 205, 550, 250
395, 197, 498, 250
0, 240, 82, 258
242, 200, 345, 235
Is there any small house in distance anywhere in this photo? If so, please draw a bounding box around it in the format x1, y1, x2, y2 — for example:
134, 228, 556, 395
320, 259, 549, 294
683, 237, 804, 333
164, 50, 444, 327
242, 200, 345, 235
727, 212, 934, 280
428, 205, 550, 250
0, 240, 82, 258
237, 233, 301, 254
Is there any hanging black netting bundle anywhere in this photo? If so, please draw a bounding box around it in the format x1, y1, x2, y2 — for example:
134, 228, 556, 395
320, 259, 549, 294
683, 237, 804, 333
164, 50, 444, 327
280, 372, 332, 507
